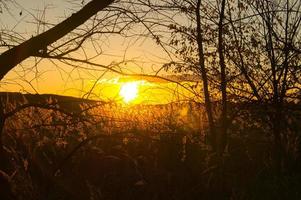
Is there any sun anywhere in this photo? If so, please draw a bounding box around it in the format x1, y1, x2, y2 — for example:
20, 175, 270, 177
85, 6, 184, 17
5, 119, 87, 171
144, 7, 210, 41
119, 82, 139, 103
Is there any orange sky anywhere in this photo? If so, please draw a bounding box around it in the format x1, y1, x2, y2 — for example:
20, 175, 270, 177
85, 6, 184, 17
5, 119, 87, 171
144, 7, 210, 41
0, 0, 195, 103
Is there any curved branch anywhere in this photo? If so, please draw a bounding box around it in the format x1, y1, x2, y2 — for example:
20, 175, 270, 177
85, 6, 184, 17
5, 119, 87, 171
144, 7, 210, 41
0, 0, 114, 80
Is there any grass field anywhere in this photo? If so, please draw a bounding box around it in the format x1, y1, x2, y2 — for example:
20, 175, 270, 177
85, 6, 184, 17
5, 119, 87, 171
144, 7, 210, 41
1, 92, 301, 200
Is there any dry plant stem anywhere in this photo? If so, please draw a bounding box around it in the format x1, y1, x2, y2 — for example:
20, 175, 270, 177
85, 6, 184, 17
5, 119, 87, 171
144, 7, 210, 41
0, 101, 6, 171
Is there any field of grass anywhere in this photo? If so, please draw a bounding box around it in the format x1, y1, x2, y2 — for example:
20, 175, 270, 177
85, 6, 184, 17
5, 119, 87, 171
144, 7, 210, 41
1, 92, 301, 200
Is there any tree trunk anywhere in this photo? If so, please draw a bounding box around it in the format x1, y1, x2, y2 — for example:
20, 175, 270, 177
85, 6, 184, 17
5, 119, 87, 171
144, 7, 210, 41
263, 0, 283, 173
217, 0, 227, 155
195, 0, 216, 150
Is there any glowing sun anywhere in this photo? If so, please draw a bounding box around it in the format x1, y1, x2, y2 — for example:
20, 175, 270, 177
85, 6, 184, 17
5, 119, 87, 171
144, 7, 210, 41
120, 82, 139, 103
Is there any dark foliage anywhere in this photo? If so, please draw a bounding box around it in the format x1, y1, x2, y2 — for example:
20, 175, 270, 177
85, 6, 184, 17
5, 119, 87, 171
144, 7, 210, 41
0, 93, 300, 200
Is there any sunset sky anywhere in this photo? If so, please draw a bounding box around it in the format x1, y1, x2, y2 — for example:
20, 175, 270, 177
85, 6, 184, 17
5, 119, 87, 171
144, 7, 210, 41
0, 0, 193, 103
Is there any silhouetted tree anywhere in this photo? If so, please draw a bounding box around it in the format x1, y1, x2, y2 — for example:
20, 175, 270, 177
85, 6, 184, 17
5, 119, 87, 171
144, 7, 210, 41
227, 0, 301, 172
129, 0, 300, 171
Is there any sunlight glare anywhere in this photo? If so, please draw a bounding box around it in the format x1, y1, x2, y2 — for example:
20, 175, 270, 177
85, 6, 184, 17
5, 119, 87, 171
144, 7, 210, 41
120, 82, 139, 103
